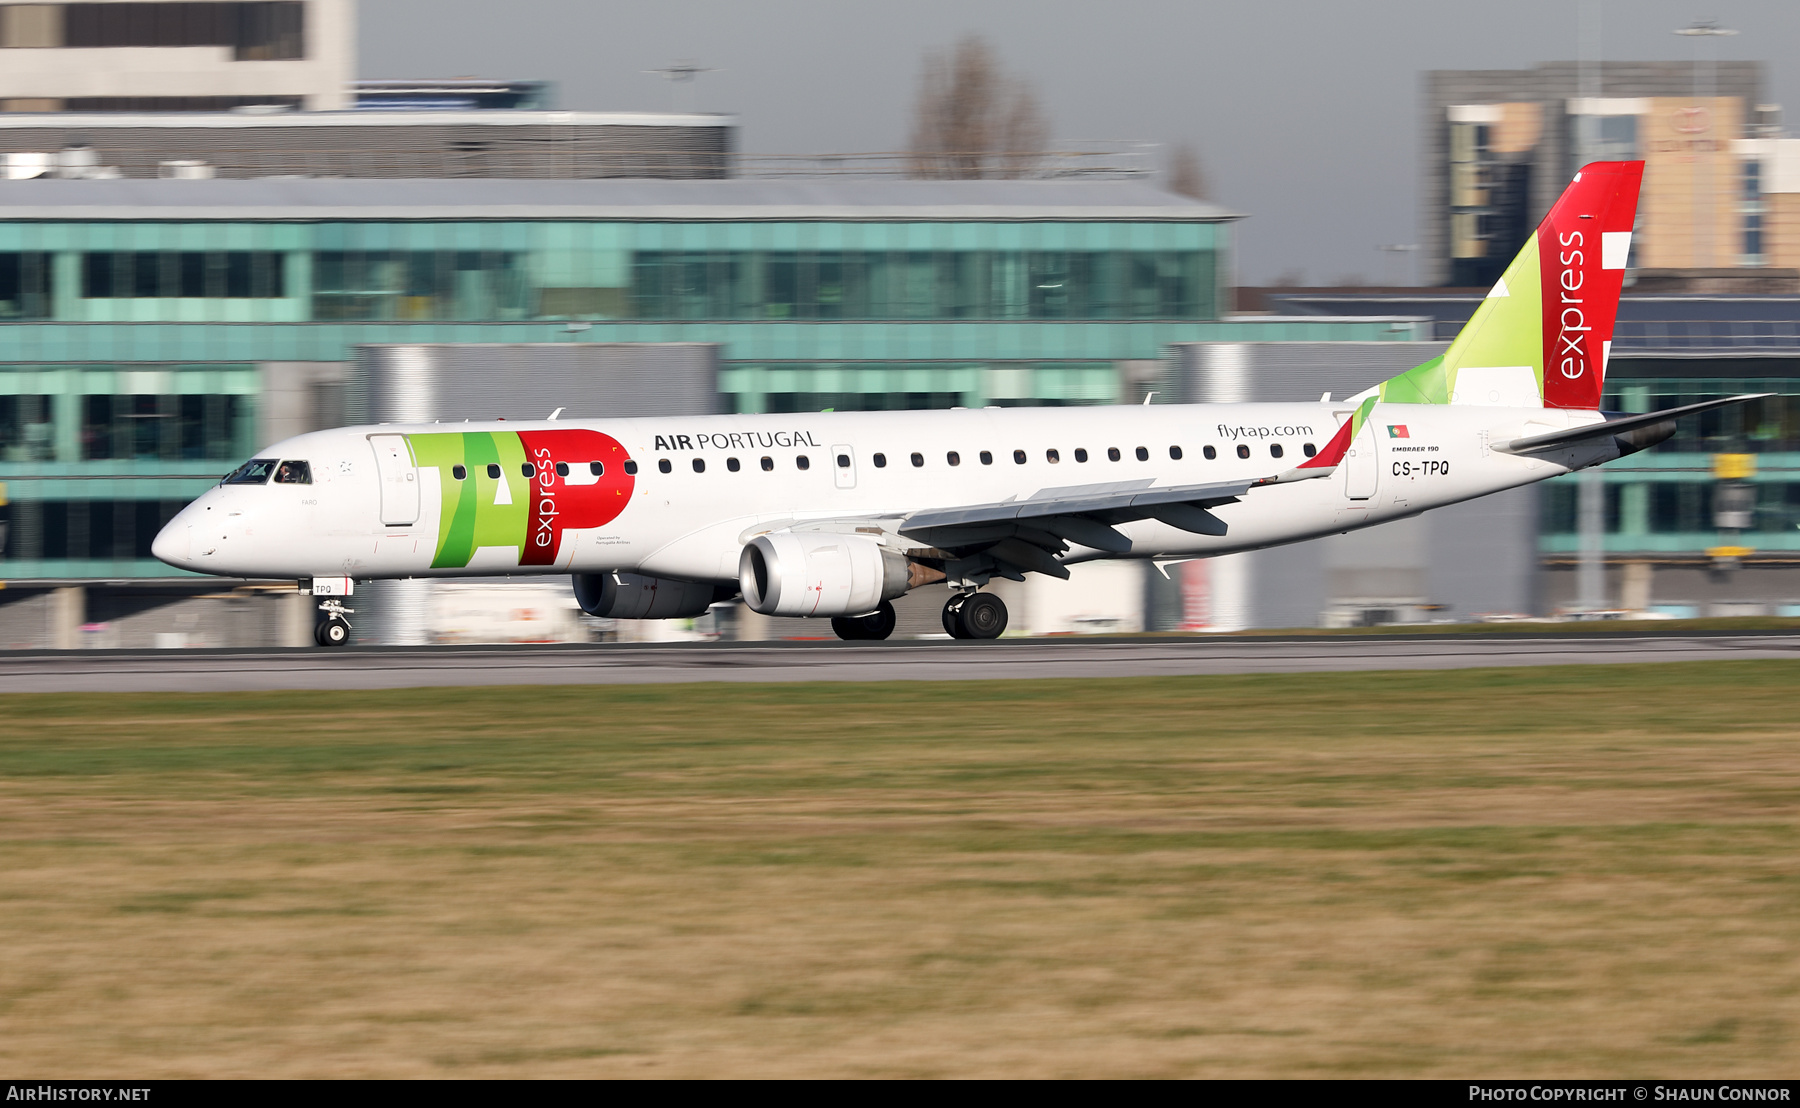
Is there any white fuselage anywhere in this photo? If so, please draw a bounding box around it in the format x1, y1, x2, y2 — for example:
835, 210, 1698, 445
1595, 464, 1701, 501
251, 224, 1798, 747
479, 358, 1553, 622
152, 402, 1613, 586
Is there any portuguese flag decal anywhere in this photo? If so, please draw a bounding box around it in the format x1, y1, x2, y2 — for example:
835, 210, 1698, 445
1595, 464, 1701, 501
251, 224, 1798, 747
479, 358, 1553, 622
1387, 425, 1410, 438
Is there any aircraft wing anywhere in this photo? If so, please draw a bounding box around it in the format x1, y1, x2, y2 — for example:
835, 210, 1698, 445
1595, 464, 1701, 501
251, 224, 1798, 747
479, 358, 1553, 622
896, 468, 1333, 578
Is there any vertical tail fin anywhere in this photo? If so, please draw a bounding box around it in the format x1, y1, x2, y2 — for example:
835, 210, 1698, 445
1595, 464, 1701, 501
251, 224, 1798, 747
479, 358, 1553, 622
1367, 160, 1644, 411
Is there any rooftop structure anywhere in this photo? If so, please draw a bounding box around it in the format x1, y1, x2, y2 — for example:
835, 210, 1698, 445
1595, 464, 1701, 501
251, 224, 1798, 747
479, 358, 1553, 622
0, 110, 738, 181
0, 0, 353, 112
0, 175, 1236, 220
351, 78, 554, 112
0, 176, 1419, 599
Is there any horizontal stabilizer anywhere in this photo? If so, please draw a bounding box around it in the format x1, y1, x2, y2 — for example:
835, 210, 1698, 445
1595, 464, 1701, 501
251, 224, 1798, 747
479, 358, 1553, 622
1499, 394, 1771, 454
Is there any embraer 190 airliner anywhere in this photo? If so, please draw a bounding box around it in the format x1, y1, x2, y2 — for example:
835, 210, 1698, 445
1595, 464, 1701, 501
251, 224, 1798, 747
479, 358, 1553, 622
152, 161, 1765, 645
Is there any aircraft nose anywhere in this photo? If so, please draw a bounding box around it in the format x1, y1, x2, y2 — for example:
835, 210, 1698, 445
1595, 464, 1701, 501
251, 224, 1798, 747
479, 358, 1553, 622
151, 512, 189, 569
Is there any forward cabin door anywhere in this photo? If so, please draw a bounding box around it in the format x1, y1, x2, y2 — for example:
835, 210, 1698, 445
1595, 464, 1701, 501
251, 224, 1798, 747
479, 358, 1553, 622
369, 434, 420, 525
832, 444, 857, 489
1340, 413, 1378, 501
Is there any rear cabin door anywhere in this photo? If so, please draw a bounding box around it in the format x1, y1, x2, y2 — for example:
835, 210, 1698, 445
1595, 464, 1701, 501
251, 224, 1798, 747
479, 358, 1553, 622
1340, 413, 1378, 501
369, 434, 420, 525
832, 444, 857, 489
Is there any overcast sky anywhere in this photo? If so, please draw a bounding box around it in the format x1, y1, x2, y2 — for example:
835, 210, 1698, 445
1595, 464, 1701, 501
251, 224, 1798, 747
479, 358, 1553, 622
360, 0, 1800, 286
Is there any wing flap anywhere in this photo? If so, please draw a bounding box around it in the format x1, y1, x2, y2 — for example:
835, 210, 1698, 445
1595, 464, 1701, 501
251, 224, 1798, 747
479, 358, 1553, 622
1149, 503, 1229, 536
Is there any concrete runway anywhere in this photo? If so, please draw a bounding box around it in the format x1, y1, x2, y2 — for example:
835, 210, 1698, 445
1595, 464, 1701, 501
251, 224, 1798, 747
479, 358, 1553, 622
0, 632, 1796, 693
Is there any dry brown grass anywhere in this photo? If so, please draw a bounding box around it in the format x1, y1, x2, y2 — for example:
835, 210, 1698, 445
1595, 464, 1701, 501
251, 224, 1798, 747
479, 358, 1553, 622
1, 662, 1797, 1077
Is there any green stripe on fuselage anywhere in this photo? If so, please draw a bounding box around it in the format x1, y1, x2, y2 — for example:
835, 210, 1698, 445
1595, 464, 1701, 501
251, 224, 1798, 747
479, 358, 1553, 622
408, 431, 528, 569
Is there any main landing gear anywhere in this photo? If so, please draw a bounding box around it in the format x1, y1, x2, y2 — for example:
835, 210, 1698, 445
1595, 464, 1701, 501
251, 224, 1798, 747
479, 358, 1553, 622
942, 591, 1008, 640
827, 591, 1009, 641
314, 598, 353, 647
831, 600, 897, 641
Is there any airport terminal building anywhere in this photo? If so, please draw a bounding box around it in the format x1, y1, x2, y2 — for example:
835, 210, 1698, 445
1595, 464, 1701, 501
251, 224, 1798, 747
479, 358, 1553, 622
2, 144, 1794, 645
0, 177, 1426, 644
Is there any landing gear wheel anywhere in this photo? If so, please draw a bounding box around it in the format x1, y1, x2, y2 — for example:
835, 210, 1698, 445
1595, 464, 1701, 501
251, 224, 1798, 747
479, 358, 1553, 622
957, 592, 1008, 640
313, 596, 354, 648
831, 600, 897, 641
315, 616, 351, 647
943, 594, 971, 638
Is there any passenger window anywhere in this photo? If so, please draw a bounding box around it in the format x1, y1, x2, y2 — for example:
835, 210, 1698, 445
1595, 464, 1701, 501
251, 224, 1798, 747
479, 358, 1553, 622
623, 460, 639, 475
980, 450, 993, 465
760, 456, 774, 471
555, 461, 570, 477
1203, 445, 1217, 460
1271, 444, 1284, 459
1134, 446, 1149, 462
272, 460, 311, 485
910, 452, 924, 467
1169, 446, 1183, 460
1236, 445, 1250, 459
1045, 448, 1059, 463
521, 463, 536, 478
873, 453, 887, 468
837, 453, 852, 468
797, 455, 810, 470
452, 464, 467, 481
1303, 443, 1317, 458
947, 451, 960, 466
692, 458, 706, 473
1074, 448, 1088, 463
727, 457, 741, 472
590, 461, 605, 476
1107, 447, 1121, 462
486, 463, 502, 479
1013, 449, 1027, 465
223, 458, 278, 485
658, 459, 672, 473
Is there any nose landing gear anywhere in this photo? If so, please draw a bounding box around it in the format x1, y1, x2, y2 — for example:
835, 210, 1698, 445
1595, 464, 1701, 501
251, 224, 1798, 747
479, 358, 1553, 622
314, 598, 353, 647
942, 591, 1008, 640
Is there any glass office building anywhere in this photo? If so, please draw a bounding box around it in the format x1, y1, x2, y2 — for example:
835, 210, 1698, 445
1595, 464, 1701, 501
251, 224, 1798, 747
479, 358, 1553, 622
1539, 368, 1800, 561
0, 177, 1421, 583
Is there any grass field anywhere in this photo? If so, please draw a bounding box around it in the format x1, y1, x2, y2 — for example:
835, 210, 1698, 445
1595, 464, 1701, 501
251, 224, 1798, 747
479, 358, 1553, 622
1, 662, 1798, 1077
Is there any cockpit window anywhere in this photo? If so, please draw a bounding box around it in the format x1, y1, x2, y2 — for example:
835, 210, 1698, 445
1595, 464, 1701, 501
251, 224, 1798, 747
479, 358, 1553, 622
222, 458, 278, 485
273, 460, 312, 485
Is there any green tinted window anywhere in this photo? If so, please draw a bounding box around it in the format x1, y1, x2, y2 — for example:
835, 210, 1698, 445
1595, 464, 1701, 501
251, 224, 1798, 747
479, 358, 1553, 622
81, 252, 285, 298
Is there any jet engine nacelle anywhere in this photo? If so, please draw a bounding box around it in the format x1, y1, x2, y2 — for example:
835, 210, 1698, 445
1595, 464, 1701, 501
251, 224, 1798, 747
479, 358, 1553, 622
573, 571, 729, 620
739, 531, 909, 617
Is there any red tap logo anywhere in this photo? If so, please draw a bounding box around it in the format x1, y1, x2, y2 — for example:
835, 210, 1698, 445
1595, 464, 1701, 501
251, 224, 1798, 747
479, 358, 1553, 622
515, 429, 635, 566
